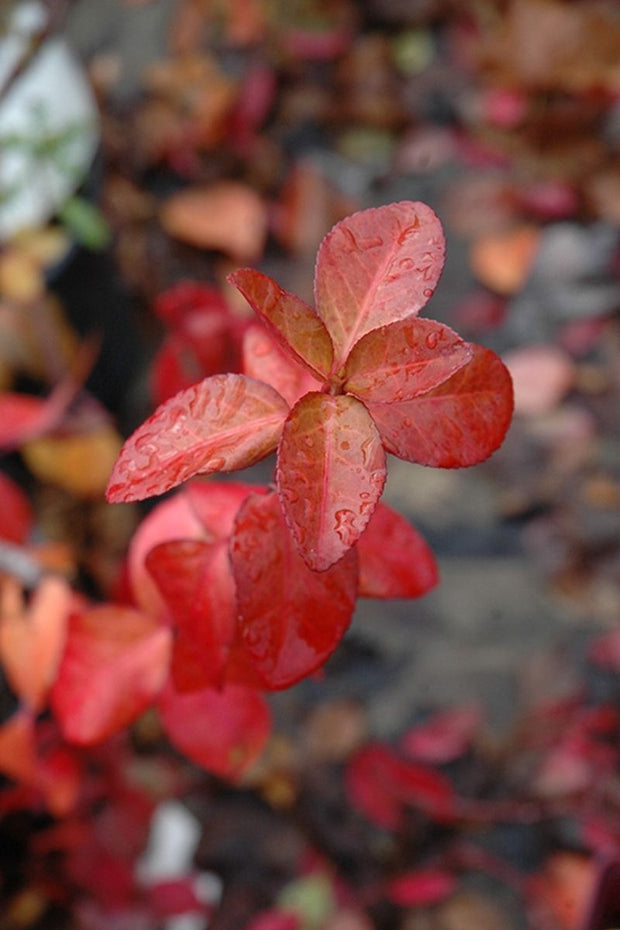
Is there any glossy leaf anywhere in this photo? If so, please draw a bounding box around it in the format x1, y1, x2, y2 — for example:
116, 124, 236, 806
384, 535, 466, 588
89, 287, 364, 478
146, 538, 237, 691
277, 393, 386, 571
0, 576, 72, 712
343, 318, 473, 403
106, 374, 289, 503
242, 324, 322, 407
356, 502, 438, 599
51, 606, 172, 745
314, 201, 445, 367
229, 269, 333, 379
158, 681, 271, 780
367, 345, 514, 467
230, 492, 358, 689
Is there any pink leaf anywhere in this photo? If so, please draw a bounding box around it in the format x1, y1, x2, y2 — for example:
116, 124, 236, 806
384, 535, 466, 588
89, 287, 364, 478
386, 869, 457, 907
503, 344, 575, 416
51, 606, 172, 745
243, 324, 322, 407
401, 704, 482, 764
357, 503, 438, 599
146, 539, 237, 691
367, 345, 513, 467
314, 202, 445, 367
158, 680, 271, 780
106, 374, 289, 503
277, 393, 386, 571
589, 629, 620, 670
230, 492, 358, 689
229, 269, 333, 380
343, 318, 473, 403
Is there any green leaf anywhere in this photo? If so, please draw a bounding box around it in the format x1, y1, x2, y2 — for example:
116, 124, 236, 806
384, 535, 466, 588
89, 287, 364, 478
58, 196, 111, 251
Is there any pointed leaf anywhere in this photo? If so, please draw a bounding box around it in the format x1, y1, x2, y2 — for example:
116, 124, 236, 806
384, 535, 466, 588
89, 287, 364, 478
158, 681, 271, 781
146, 539, 237, 691
229, 269, 333, 379
230, 492, 358, 689
314, 202, 445, 367
343, 318, 473, 403
0, 576, 72, 712
277, 393, 386, 571
106, 374, 289, 503
51, 606, 172, 745
243, 324, 322, 407
367, 345, 513, 467
357, 503, 438, 599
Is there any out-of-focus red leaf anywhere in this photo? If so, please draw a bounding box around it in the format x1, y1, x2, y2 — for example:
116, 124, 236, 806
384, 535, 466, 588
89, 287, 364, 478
159, 182, 268, 262
229, 269, 333, 379
242, 324, 322, 407
146, 538, 236, 691
158, 680, 270, 780
229, 60, 277, 152
37, 746, 82, 816
277, 393, 386, 571
51, 605, 172, 745
346, 743, 455, 830
533, 852, 596, 930
151, 877, 210, 918
367, 345, 513, 467
0, 709, 37, 783
185, 480, 264, 539
0, 472, 32, 543
154, 281, 231, 327
401, 704, 482, 764
0, 386, 72, 451
0, 576, 72, 712
356, 502, 438, 599
344, 318, 473, 403
245, 910, 300, 930
386, 869, 457, 907
503, 344, 575, 416
314, 202, 445, 366
230, 492, 358, 689
470, 225, 540, 295
588, 629, 620, 670
106, 374, 289, 503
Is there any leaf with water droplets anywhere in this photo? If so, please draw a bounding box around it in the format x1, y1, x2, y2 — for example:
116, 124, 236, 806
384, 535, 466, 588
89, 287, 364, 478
158, 680, 271, 781
230, 492, 358, 689
229, 269, 333, 379
106, 374, 289, 503
51, 606, 172, 745
277, 393, 386, 571
146, 539, 237, 692
242, 323, 322, 407
343, 318, 473, 403
314, 201, 446, 368
357, 503, 438, 599
367, 345, 513, 467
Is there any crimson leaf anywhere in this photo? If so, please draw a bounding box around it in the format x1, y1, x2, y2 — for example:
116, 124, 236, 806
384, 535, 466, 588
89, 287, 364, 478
106, 374, 289, 503
357, 502, 438, 599
277, 393, 386, 571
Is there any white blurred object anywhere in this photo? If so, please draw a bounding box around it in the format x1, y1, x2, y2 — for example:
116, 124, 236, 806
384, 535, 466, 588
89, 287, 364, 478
0, 0, 99, 240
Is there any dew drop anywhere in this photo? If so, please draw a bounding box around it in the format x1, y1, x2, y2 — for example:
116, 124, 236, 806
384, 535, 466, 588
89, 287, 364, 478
398, 257, 415, 270
425, 331, 439, 350
340, 440, 350, 451
252, 338, 272, 358
334, 508, 357, 545
208, 456, 226, 471
423, 288, 434, 299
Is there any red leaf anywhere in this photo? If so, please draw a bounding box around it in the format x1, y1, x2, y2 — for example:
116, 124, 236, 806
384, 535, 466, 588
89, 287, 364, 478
243, 324, 322, 407
343, 318, 473, 403
146, 539, 237, 691
589, 628, 620, 670
401, 703, 482, 764
185, 480, 265, 540
367, 345, 513, 467
0, 576, 72, 712
277, 393, 386, 571
229, 269, 333, 380
37, 746, 82, 816
106, 374, 289, 503
357, 503, 438, 599
246, 911, 300, 930
314, 202, 445, 367
158, 680, 271, 780
0, 709, 37, 783
346, 744, 455, 829
386, 869, 457, 907
0, 472, 32, 543
230, 492, 358, 689
51, 605, 172, 744
154, 281, 231, 327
